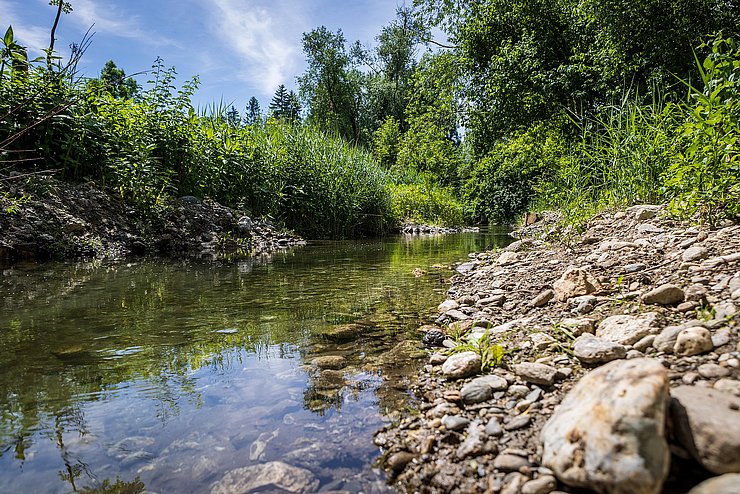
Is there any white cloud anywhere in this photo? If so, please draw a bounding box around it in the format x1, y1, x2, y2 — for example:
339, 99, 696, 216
206, 0, 308, 96
39, 0, 175, 47
0, 0, 49, 54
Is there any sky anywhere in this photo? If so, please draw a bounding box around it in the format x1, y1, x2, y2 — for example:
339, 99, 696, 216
0, 0, 406, 110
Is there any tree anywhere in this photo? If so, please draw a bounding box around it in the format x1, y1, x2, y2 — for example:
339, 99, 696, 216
245, 96, 261, 125
90, 60, 140, 99
298, 27, 362, 142
286, 91, 302, 123
226, 105, 240, 127
47, 0, 72, 68
269, 84, 289, 119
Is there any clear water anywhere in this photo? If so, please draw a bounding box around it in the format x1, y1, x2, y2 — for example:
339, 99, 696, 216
0, 231, 511, 493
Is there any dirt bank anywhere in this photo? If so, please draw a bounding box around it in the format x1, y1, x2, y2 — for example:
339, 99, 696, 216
0, 175, 304, 262
377, 206, 739, 494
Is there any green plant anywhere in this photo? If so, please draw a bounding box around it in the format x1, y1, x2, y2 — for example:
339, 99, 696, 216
664, 35, 740, 223
447, 328, 505, 372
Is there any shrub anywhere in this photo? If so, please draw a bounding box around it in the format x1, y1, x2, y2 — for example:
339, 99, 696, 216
389, 182, 464, 227
664, 35, 740, 223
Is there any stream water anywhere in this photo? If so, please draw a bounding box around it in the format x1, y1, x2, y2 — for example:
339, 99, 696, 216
0, 230, 511, 493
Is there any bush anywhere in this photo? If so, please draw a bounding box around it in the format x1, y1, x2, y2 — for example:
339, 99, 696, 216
464, 121, 567, 224
389, 182, 464, 227
664, 35, 740, 223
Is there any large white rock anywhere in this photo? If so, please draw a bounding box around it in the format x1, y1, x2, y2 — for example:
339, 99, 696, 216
596, 312, 659, 346
670, 386, 740, 474
573, 334, 627, 365
442, 351, 481, 379
541, 358, 670, 494
210, 461, 319, 494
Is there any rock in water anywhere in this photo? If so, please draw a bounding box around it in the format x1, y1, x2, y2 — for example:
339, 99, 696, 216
441, 351, 481, 379
670, 386, 740, 474
210, 461, 319, 494
541, 358, 670, 494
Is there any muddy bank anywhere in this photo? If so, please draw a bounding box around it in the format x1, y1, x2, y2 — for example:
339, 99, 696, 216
378, 205, 739, 494
0, 176, 304, 262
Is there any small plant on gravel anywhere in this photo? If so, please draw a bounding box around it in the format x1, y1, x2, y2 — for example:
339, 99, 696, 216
550, 322, 577, 356
447, 328, 505, 372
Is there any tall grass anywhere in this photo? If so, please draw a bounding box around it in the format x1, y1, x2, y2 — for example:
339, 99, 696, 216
537, 34, 740, 227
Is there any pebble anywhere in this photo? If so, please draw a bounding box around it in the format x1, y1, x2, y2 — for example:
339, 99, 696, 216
698, 363, 731, 379
504, 415, 531, 431
513, 362, 559, 386
521, 475, 558, 494
494, 454, 531, 472
442, 415, 470, 432
674, 327, 714, 356
485, 417, 503, 437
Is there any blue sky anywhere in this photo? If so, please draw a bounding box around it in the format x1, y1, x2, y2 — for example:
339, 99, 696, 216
1, 0, 406, 110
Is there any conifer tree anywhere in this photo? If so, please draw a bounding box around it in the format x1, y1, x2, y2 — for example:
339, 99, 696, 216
245, 96, 261, 125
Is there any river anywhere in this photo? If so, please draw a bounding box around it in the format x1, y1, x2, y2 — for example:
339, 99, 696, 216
0, 230, 511, 493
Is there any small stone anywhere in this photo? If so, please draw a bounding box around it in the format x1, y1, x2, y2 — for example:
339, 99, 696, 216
688, 473, 740, 494
596, 312, 660, 346
442, 415, 470, 432
438, 299, 460, 313
485, 417, 503, 437
553, 268, 601, 301
559, 318, 595, 336
513, 363, 559, 386
531, 289, 555, 307
387, 451, 415, 473
698, 363, 731, 379
508, 385, 530, 397
446, 309, 470, 321
429, 353, 448, 365
683, 246, 709, 262
504, 415, 532, 431
674, 327, 714, 357
442, 351, 482, 379
714, 379, 740, 397
311, 355, 347, 370
461, 375, 509, 404
642, 284, 685, 306
671, 385, 740, 474
501, 473, 529, 494
637, 223, 665, 234
573, 334, 627, 365
654, 326, 683, 353
624, 263, 647, 273
634, 335, 656, 352
210, 462, 319, 494
712, 328, 732, 348
683, 372, 700, 385
570, 295, 597, 315
494, 453, 531, 472
521, 475, 558, 494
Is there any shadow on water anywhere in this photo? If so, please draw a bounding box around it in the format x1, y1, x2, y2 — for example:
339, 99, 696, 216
0, 229, 511, 492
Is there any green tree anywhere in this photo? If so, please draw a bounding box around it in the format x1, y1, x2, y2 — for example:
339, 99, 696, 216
245, 96, 261, 125
286, 90, 302, 123
269, 84, 289, 119
89, 60, 140, 99
298, 27, 362, 142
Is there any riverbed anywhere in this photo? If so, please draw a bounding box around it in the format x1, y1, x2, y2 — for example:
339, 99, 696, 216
0, 230, 510, 493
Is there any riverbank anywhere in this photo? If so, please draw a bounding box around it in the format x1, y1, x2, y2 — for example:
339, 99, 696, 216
378, 205, 739, 493
0, 176, 304, 262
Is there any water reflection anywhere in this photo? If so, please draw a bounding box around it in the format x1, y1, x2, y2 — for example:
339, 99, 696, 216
0, 230, 510, 492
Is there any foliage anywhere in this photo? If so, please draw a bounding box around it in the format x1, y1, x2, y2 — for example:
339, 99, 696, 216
465, 121, 567, 224
664, 35, 740, 223
447, 327, 505, 372
397, 53, 463, 187
86, 60, 140, 100
245, 96, 261, 125
372, 116, 401, 168
298, 27, 363, 143
389, 182, 463, 227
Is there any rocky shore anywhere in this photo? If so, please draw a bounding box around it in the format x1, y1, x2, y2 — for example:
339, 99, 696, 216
0, 176, 304, 262
376, 205, 740, 494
